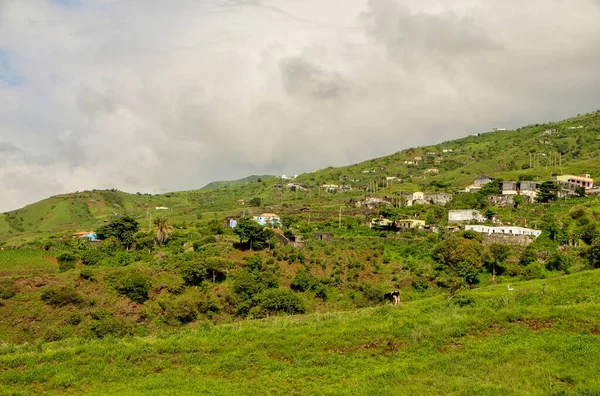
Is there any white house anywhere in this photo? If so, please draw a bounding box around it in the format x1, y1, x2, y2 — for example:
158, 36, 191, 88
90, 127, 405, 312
253, 213, 281, 227
448, 210, 485, 223
465, 225, 542, 238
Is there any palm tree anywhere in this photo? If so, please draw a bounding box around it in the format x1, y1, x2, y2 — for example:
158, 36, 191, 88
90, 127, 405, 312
153, 216, 173, 245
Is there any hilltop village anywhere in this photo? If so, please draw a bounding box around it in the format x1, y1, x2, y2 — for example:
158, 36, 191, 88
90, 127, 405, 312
221, 172, 594, 248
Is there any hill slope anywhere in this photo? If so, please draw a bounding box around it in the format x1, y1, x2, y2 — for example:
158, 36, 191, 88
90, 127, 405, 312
2, 109, 600, 242
1, 270, 599, 394
200, 174, 276, 190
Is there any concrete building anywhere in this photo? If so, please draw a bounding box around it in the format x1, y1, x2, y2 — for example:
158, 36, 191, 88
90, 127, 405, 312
554, 174, 594, 191
474, 175, 493, 186
502, 181, 518, 195
396, 219, 425, 230
519, 181, 540, 199
448, 210, 485, 223
407, 192, 452, 207
465, 225, 542, 238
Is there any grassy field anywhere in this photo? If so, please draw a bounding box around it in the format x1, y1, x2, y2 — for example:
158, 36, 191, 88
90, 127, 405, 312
0, 270, 598, 395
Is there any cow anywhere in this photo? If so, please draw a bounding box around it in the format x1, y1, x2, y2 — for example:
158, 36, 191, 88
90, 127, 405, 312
384, 290, 400, 306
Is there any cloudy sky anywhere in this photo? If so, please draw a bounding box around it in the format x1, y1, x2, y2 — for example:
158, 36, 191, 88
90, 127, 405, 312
1, 0, 599, 211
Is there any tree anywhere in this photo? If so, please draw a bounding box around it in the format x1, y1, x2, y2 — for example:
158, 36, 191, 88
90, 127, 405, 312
97, 216, 139, 249
575, 186, 586, 198
513, 195, 524, 209
519, 245, 537, 266
153, 216, 173, 245
205, 257, 232, 283
487, 244, 509, 281
433, 237, 488, 287
233, 217, 274, 250
536, 181, 559, 203
249, 197, 262, 207
587, 243, 600, 268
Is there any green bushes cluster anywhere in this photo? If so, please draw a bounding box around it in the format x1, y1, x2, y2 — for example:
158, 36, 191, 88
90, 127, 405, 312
41, 286, 83, 307
57, 252, 77, 272
108, 269, 150, 303
89, 316, 133, 338
0, 279, 17, 299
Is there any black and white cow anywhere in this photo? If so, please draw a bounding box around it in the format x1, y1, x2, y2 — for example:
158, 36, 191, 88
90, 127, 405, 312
384, 290, 400, 306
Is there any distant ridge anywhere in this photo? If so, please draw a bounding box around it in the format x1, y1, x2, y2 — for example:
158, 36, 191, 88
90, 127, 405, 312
200, 174, 276, 190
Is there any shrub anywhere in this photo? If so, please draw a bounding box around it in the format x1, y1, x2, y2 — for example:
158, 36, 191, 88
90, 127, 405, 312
314, 285, 328, 301
411, 277, 429, 292
111, 251, 133, 267
109, 270, 150, 303
523, 263, 546, 280
57, 252, 77, 272
180, 260, 208, 286
80, 268, 94, 281
545, 252, 572, 272
67, 312, 83, 325
43, 328, 66, 342
0, 279, 17, 299
89, 316, 133, 339
519, 246, 538, 266
290, 269, 316, 292
254, 289, 305, 316
41, 286, 83, 307
160, 296, 198, 324
81, 250, 104, 266
453, 294, 476, 307
360, 284, 385, 304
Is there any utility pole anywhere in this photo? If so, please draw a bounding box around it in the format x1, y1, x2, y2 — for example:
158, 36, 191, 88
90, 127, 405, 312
339, 207, 342, 229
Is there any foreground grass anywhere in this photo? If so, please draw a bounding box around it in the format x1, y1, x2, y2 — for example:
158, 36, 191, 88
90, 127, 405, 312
1, 271, 599, 395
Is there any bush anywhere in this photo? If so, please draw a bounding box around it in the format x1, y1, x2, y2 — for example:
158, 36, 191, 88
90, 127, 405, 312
519, 246, 538, 266
314, 285, 328, 301
43, 328, 66, 342
545, 252, 572, 272
360, 284, 385, 304
180, 260, 208, 286
41, 286, 83, 307
57, 252, 77, 272
111, 251, 133, 267
524, 263, 546, 280
453, 294, 476, 307
109, 270, 150, 303
81, 250, 104, 266
80, 268, 94, 281
89, 316, 133, 339
411, 277, 429, 292
290, 269, 316, 292
67, 312, 83, 325
0, 279, 17, 299
160, 296, 198, 324
254, 289, 305, 316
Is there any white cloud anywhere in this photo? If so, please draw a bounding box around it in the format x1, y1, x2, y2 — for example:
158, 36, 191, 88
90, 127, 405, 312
0, 0, 599, 211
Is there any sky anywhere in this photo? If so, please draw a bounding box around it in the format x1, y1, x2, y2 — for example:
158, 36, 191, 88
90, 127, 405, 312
1, 0, 600, 212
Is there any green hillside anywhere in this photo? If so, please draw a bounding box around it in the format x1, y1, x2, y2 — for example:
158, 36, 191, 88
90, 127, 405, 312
2, 110, 599, 244
200, 174, 276, 190
0, 110, 600, 394
1, 270, 599, 395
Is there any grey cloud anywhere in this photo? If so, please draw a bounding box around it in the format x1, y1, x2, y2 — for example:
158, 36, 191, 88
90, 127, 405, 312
360, 0, 500, 67
0, 0, 600, 212
280, 56, 347, 100
76, 87, 118, 120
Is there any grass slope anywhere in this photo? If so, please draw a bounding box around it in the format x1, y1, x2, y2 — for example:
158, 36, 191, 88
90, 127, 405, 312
1, 270, 599, 395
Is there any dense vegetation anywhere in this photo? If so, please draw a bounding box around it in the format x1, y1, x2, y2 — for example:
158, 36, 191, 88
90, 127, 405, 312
0, 110, 599, 393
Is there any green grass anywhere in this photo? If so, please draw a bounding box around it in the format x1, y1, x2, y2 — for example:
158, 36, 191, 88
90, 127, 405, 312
0, 250, 57, 276
0, 270, 599, 395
